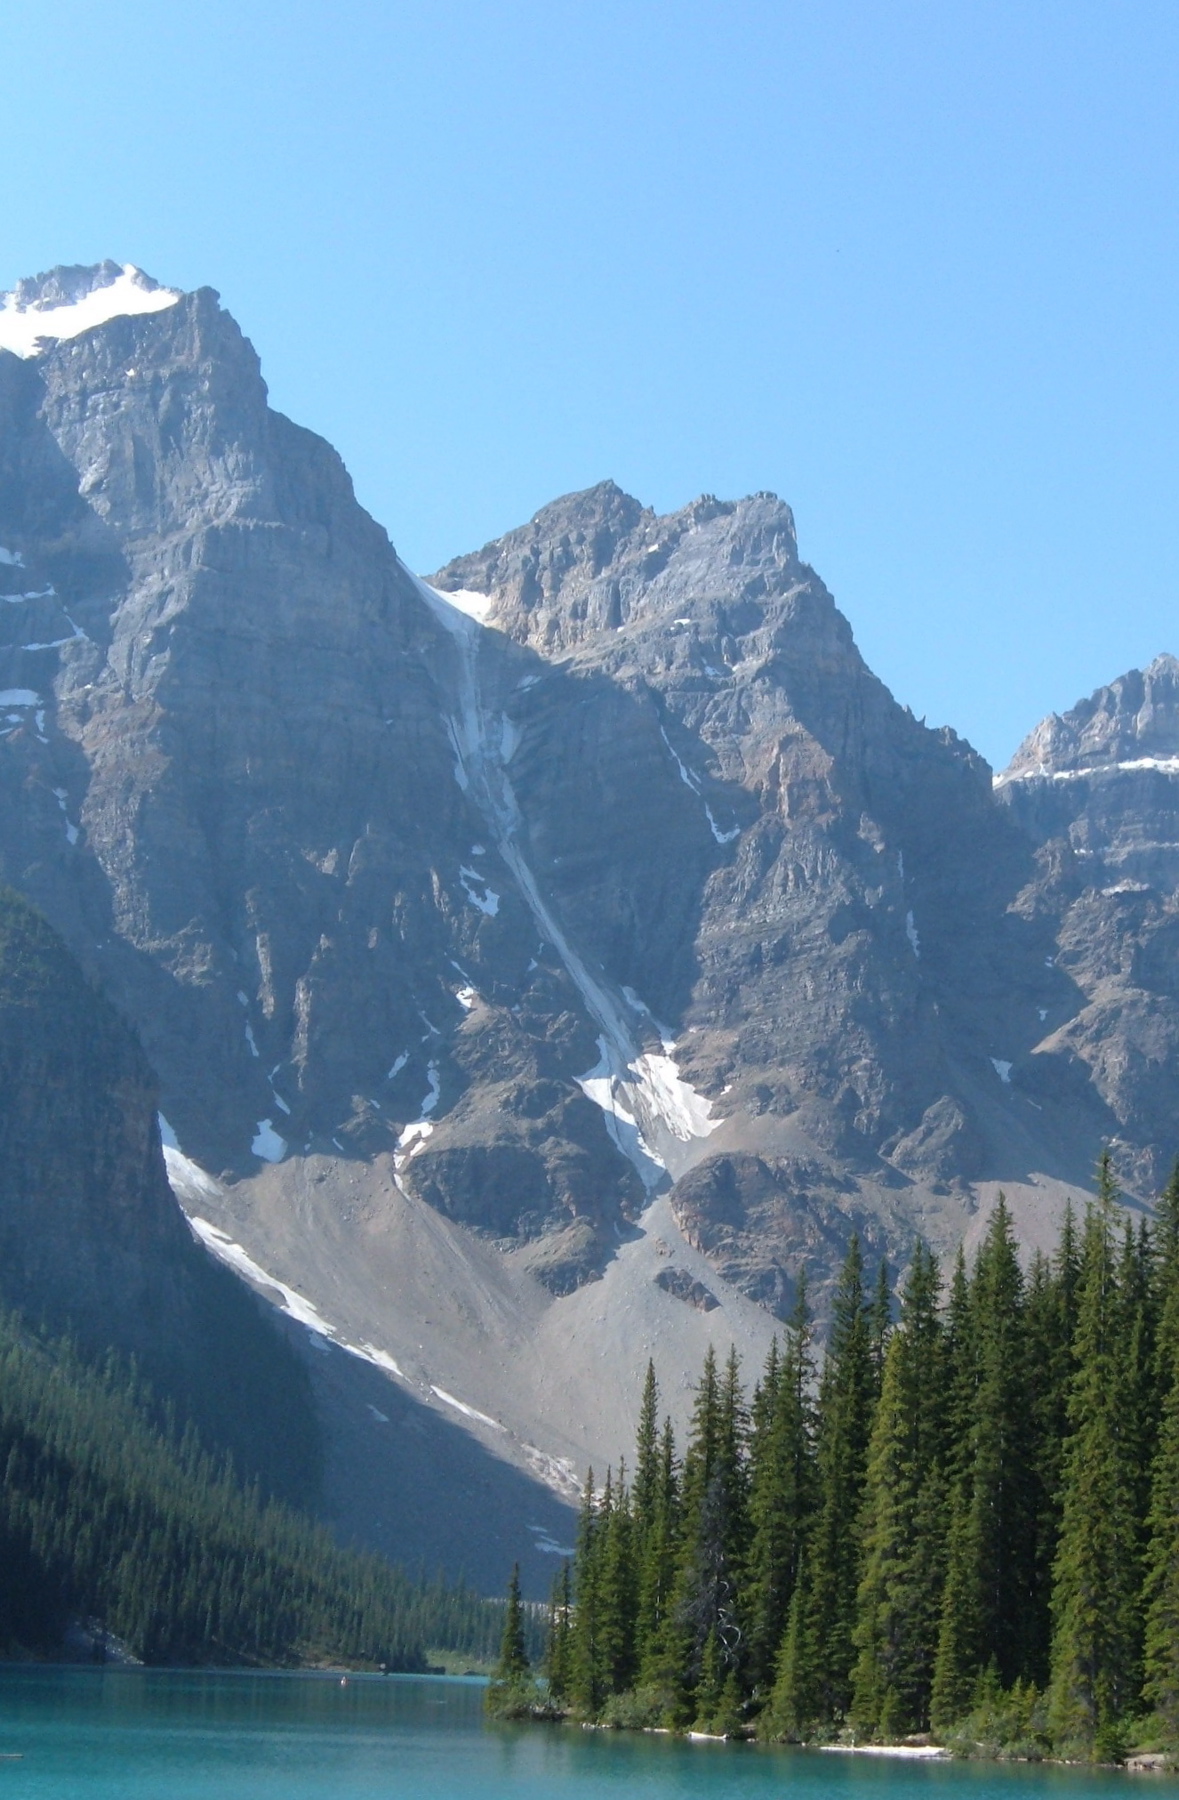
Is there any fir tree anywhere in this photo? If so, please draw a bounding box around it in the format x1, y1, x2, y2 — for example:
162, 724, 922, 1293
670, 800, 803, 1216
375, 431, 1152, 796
599, 1463, 638, 1695
1049, 1160, 1143, 1753
671, 1349, 748, 1712
1143, 1331, 1179, 1744
851, 1242, 947, 1735
569, 1470, 607, 1715
544, 1562, 573, 1703
495, 1563, 531, 1680
761, 1550, 818, 1740
635, 1416, 680, 1686
788, 1235, 876, 1726
744, 1282, 817, 1696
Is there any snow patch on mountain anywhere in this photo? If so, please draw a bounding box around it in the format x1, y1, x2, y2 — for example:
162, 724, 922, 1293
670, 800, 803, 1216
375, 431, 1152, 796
996, 755, 1179, 786
191, 1216, 336, 1334
251, 1118, 287, 1161
658, 724, 739, 844
406, 568, 722, 1188
0, 264, 181, 359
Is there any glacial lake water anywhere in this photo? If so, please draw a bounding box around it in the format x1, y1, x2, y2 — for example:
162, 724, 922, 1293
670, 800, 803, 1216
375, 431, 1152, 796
0, 1667, 1158, 1799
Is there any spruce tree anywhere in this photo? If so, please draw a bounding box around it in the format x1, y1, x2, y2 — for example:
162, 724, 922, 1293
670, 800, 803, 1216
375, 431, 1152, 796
599, 1463, 638, 1696
485, 1564, 533, 1714
744, 1282, 817, 1696
761, 1551, 819, 1740
635, 1416, 680, 1686
671, 1347, 748, 1714
1049, 1160, 1143, 1753
1143, 1329, 1179, 1745
1142, 1161, 1179, 1745
569, 1470, 607, 1715
851, 1242, 947, 1735
786, 1235, 876, 1727
494, 1563, 530, 1682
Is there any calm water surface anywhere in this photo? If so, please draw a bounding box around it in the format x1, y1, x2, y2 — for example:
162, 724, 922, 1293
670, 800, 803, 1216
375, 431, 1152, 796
0, 1668, 1158, 1800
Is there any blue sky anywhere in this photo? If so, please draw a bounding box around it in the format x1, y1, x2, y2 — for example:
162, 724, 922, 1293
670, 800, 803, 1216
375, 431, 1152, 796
3, 0, 1176, 766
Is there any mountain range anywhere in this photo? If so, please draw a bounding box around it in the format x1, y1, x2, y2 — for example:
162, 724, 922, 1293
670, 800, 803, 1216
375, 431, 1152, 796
0, 260, 1176, 1591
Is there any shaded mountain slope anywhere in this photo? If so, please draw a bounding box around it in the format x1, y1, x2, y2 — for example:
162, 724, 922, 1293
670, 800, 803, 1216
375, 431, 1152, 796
0, 885, 318, 1502
0, 263, 1177, 1522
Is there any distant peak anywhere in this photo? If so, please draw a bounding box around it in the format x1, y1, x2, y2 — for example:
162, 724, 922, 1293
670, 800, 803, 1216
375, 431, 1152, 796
0, 262, 182, 360
1000, 651, 1179, 783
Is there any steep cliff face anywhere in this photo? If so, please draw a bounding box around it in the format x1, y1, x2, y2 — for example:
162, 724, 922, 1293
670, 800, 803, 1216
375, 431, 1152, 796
0, 885, 319, 1502
0, 266, 638, 1288
2, 262, 1178, 1513
428, 483, 1063, 1309
997, 655, 1179, 1191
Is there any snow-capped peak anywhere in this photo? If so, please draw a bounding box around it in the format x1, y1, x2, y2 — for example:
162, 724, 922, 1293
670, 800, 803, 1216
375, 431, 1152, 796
0, 262, 182, 359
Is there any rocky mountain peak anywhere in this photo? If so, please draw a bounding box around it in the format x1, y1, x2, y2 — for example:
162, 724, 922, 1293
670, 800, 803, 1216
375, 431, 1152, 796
431, 483, 803, 656
0, 262, 182, 360
1003, 652, 1179, 781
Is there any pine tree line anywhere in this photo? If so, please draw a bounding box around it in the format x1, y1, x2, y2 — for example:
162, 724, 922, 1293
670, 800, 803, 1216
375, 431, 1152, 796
509, 1156, 1179, 1760
0, 1310, 526, 1669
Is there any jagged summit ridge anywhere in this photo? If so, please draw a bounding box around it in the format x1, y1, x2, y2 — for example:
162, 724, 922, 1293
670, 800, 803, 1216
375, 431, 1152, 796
1001, 653, 1179, 784
432, 482, 804, 655
0, 261, 182, 359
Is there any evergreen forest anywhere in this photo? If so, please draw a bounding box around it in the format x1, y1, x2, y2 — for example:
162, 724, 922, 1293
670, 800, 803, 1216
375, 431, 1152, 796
0, 1310, 533, 1670
497, 1156, 1179, 1762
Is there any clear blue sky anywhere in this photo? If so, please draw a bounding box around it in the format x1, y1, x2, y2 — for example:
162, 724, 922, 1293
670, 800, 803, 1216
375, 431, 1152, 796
3, 0, 1176, 767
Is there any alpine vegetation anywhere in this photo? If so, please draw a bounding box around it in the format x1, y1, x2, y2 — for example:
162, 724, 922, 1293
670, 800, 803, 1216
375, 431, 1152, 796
0, 1312, 526, 1670
525, 1157, 1179, 1761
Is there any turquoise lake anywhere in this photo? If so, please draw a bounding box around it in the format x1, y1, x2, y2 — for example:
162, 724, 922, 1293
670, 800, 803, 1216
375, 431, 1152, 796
0, 1668, 1159, 1799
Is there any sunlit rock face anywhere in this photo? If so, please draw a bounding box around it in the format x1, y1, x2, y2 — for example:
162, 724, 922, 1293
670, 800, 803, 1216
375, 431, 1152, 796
0, 263, 1176, 1334
997, 655, 1179, 1193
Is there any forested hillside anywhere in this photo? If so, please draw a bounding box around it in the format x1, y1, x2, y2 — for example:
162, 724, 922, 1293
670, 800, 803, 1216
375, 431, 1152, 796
526, 1157, 1179, 1761
0, 1311, 522, 1667
0, 885, 320, 1506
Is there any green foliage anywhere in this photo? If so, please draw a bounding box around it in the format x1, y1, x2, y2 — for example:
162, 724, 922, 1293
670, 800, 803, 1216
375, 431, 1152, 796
1048, 1160, 1145, 1752
485, 1563, 541, 1717
852, 1243, 947, 1736
547, 1156, 1179, 1762
0, 1311, 515, 1669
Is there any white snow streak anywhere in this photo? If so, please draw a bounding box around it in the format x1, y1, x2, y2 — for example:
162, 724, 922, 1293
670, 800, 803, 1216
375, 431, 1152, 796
657, 725, 738, 844
190, 1218, 335, 1334
0, 265, 181, 359
409, 570, 720, 1187
348, 1343, 405, 1378
51, 787, 79, 844
996, 756, 1179, 787
905, 910, 920, 958
459, 865, 500, 916
0, 548, 23, 566
429, 1386, 504, 1431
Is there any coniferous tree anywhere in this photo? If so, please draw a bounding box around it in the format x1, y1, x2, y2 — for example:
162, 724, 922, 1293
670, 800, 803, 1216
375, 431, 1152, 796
852, 1242, 947, 1735
495, 1564, 531, 1680
779, 1236, 877, 1728
670, 1347, 748, 1717
635, 1416, 680, 1686
1143, 1328, 1179, 1741
569, 1470, 607, 1715
762, 1550, 818, 1740
1049, 1159, 1143, 1754
599, 1463, 638, 1696
744, 1282, 817, 1696
869, 1257, 893, 1396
